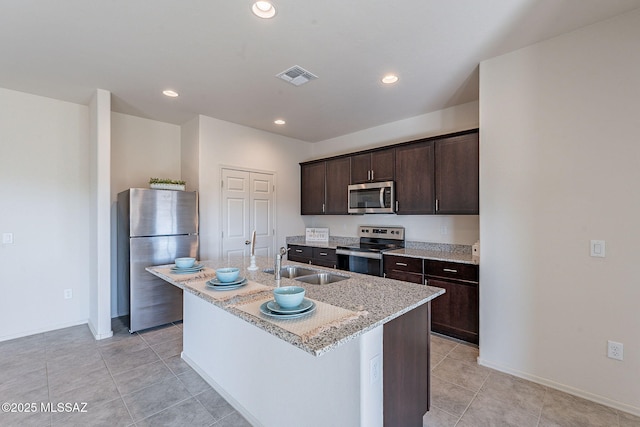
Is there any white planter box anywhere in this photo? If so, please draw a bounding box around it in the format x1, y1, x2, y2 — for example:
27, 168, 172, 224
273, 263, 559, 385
150, 183, 185, 191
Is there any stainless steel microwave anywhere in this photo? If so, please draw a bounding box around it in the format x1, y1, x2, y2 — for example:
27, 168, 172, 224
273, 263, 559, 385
348, 181, 395, 214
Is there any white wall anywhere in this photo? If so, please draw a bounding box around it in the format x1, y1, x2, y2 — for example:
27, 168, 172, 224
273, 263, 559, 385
190, 116, 310, 260
0, 88, 90, 340
304, 101, 480, 245
111, 112, 182, 196
110, 112, 181, 316
180, 116, 200, 192
479, 9, 640, 414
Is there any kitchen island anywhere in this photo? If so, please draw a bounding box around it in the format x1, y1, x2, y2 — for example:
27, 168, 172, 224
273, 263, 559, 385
147, 256, 444, 427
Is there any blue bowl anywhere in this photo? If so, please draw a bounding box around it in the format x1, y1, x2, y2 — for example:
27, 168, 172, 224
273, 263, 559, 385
175, 257, 196, 268
273, 286, 305, 309
216, 267, 240, 283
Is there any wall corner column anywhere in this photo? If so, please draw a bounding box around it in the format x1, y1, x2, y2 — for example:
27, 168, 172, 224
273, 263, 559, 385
89, 88, 113, 340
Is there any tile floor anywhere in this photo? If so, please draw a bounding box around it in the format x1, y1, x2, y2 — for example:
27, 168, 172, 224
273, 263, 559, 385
425, 334, 640, 427
0, 317, 250, 427
2, 320, 639, 427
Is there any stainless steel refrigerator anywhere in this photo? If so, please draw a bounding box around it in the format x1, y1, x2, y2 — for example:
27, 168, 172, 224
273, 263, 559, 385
117, 188, 199, 333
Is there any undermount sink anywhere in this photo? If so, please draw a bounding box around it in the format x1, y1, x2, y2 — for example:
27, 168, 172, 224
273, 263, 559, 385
294, 272, 350, 285
263, 265, 319, 278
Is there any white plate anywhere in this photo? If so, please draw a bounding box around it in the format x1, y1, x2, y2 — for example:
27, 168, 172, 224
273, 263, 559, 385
208, 277, 246, 286
266, 299, 313, 314
259, 300, 316, 319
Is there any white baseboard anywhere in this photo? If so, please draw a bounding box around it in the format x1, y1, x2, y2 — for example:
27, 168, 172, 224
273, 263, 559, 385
0, 319, 89, 342
87, 319, 113, 340
181, 352, 263, 427
477, 357, 640, 417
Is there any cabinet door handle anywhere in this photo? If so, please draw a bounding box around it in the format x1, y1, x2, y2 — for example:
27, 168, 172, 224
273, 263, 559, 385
371, 170, 374, 180
435, 198, 439, 212
295, 249, 303, 253
322, 203, 325, 213
396, 200, 399, 211
396, 262, 407, 267
443, 268, 458, 273
319, 252, 328, 256
367, 170, 371, 181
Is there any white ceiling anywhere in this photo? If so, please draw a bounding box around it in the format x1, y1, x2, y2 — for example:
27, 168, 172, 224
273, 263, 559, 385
2, 0, 639, 142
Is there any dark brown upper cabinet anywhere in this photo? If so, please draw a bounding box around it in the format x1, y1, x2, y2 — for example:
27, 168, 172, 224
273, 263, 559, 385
350, 148, 395, 184
324, 157, 350, 214
300, 157, 350, 215
395, 140, 435, 214
300, 161, 326, 215
300, 129, 478, 216
435, 132, 479, 215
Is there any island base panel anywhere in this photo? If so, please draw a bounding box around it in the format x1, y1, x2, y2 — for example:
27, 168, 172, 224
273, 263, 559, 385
182, 292, 384, 427
383, 302, 430, 426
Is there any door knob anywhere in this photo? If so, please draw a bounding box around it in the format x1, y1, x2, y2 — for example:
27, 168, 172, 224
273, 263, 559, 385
244, 240, 251, 245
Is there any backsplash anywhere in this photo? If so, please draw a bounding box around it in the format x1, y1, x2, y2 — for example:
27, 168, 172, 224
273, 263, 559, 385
405, 241, 472, 254
287, 235, 472, 254
286, 235, 359, 246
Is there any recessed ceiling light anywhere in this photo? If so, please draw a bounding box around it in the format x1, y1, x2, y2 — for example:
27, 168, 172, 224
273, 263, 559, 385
252, 1, 276, 19
162, 90, 179, 97
381, 74, 399, 84
274, 119, 286, 125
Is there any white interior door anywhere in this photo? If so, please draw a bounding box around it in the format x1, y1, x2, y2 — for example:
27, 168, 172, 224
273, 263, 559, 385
221, 168, 275, 258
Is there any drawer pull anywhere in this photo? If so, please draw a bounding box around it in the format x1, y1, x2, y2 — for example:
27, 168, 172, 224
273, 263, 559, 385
295, 249, 303, 253
396, 262, 408, 267
443, 268, 458, 273
319, 252, 328, 256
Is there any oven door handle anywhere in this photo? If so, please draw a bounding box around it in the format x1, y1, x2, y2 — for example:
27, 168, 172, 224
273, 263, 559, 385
336, 249, 382, 260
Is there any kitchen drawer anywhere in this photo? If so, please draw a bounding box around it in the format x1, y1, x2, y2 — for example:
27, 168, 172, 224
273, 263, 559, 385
384, 255, 423, 274
425, 260, 478, 283
288, 245, 312, 263
312, 247, 337, 263
385, 270, 424, 285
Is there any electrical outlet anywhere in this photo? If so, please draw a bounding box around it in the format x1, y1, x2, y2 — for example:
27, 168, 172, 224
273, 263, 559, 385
590, 240, 606, 257
64, 289, 73, 299
369, 354, 381, 385
2, 233, 13, 244
607, 340, 623, 361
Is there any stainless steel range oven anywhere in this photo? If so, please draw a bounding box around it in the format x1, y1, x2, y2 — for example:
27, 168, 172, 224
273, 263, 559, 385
336, 226, 405, 276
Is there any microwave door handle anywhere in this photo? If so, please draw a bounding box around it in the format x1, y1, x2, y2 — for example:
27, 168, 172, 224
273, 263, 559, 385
380, 187, 385, 208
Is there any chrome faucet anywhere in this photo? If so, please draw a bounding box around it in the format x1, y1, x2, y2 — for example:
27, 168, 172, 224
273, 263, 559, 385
274, 246, 289, 281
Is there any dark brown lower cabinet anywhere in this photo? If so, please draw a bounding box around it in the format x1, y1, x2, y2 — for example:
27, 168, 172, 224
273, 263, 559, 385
426, 260, 479, 344
287, 244, 312, 263
287, 244, 337, 268
383, 254, 423, 284
384, 302, 430, 427
311, 247, 337, 268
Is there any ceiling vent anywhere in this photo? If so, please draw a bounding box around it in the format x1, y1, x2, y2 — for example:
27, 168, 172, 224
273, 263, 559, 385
276, 65, 318, 87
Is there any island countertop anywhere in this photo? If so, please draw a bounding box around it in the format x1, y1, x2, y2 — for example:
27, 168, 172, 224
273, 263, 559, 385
147, 256, 444, 356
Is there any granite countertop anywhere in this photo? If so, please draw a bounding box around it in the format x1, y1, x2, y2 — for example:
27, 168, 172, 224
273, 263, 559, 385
147, 256, 443, 357
286, 235, 480, 265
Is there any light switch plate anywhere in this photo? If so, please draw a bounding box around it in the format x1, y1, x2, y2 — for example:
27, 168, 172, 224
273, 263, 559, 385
2, 233, 13, 244
590, 240, 605, 257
